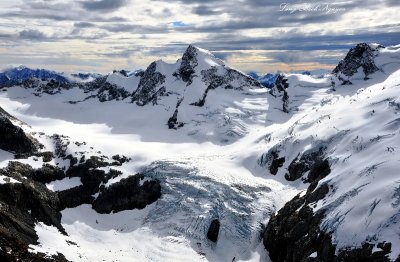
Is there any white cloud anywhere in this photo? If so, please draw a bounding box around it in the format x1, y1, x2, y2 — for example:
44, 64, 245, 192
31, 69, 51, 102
0, 0, 399, 73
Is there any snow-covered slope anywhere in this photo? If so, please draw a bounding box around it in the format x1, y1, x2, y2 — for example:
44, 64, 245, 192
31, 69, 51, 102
262, 43, 400, 261
0, 43, 400, 262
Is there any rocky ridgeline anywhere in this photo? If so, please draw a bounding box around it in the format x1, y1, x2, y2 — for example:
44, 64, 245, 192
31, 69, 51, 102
262, 144, 397, 261
0, 107, 40, 155
1, 45, 265, 109
0, 157, 161, 261
0, 107, 161, 261
89, 76, 131, 102
173, 44, 199, 85
333, 43, 383, 84
131, 62, 166, 106
269, 74, 289, 113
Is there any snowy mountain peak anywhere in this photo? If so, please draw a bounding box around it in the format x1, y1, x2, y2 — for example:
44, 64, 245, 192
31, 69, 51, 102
333, 42, 384, 82
184, 44, 215, 58
174, 44, 225, 85
132, 61, 166, 106
175, 45, 200, 84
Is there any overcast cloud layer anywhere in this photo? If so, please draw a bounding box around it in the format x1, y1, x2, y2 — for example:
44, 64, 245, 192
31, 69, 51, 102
0, 0, 399, 73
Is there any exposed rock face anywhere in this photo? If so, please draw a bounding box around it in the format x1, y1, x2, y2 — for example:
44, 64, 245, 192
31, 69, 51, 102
133, 70, 145, 77
0, 231, 69, 262
269, 151, 285, 176
5, 161, 65, 184
97, 83, 130, 102
333, 43, 382, 82
0, 107, 39, 155
207, 219, 220, 243
58, 156, 118, 209
258, 148, 286, 176
113, 69, 129, 77
263, 144, 395, 261
201, 66, 261, 91
167, 98, 184, 129
191, 66, 262, 107
263, 181, 395, 262
82, 76, 130, 102
285, 146, 328, 182
92, 174, 161, 214
270, 74, 289, 113
20, 74, 132, 103
132, 62, 166, 106
23, 78, 68, 95
263, 183, 334, 262
0, 162, 70, 261
0, 162, 65, 246
174, 45, 199, 85
57, 156, 161, 213
0, 152, 162, 260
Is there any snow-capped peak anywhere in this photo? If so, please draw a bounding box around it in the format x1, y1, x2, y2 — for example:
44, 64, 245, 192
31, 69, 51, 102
332, 43, 384, 83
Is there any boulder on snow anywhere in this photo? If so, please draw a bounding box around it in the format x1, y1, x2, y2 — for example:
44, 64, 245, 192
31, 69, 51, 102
207, 219, 220, 242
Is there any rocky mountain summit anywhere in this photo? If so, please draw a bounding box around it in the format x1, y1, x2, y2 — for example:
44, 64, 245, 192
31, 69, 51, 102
333, 43, 383, 84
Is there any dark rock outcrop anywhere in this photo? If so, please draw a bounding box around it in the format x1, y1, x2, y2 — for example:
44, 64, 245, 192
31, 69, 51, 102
92, 174, 161, 214
174, 45, 199, 85
207, 219, 220, 243
97, 83, 130, 102
263, 181, 394, 262
270, 74, 289, 113
285, 146, 329, 182
333, 43, 382, 82
167, 98, 184, 129
5, 161, 65, 184
263, 144, 394, 262
58, 157, 118, 209
113, 69, 129, 77
269, 151, 285, 176
264, 183, 333, 262
58, 156, 160, 213
191, 66, 262, 107
259, 149, 286, 176
82, 76, 130, 102
0, 107, 39, 155
0, 162, 65, 249
0, 231, 69, 262
132, 62, 166, 106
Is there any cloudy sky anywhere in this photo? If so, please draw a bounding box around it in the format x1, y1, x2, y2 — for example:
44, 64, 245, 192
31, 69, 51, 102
0, 0, 399, 74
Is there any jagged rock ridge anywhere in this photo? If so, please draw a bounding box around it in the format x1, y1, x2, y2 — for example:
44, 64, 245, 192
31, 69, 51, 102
333, 43, 383, 83
131, 62, 166, 106
0, 107, 39, 155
